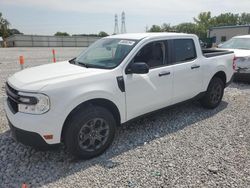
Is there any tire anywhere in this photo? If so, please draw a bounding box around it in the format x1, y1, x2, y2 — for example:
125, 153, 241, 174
200, 77, 225, 109
64, 105, 116, 159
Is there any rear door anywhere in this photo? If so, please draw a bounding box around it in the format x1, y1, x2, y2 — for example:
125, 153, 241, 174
170, 39, 203, 104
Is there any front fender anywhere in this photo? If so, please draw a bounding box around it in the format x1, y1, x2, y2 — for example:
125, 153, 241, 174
59, 89, 125, 127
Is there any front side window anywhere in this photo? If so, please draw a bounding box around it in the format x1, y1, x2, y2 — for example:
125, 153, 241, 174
133, 41, 166, 68
173, 39, 196, 63
75, 38, 138, 69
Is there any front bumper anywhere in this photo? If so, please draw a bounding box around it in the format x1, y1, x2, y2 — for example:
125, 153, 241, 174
8, 119, 58, 149
4, 97, 64, 145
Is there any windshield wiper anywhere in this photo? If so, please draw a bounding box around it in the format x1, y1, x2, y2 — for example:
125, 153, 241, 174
69, 59, 90, 68
76, 61, 90, 68
69, 58, 76, 64
76, 61, 110, 69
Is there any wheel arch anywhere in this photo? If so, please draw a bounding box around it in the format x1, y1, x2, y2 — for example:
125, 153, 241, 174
211, 71, 227, 87
61, 98, 121, 142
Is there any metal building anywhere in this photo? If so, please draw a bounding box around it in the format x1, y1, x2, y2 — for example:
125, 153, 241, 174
208, 25, 250, 45
6, 34, 101, 47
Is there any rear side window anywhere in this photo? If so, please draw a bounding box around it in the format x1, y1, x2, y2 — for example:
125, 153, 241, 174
173, 39, 196, 63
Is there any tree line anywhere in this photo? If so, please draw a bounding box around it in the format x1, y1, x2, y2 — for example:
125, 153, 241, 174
0, 13, 22, 37
148, 12, 250, 38
54, 31, 109, 37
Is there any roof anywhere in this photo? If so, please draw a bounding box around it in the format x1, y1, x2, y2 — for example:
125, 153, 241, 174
209, 25, 250, 30
107, 32, 195, 40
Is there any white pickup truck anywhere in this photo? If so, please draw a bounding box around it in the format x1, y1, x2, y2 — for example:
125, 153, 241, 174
5, 33, 235, 159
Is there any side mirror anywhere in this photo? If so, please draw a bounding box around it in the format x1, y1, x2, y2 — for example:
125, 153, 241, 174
126, 62, 149, 74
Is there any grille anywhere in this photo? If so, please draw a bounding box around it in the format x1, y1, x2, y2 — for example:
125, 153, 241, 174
6, 83, 19, 114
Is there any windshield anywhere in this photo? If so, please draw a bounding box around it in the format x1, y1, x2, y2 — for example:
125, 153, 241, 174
75, 38, 138, 69
219, 38, 250, 50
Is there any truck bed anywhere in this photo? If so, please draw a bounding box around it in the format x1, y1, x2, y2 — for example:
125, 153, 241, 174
203, 49, 234, 58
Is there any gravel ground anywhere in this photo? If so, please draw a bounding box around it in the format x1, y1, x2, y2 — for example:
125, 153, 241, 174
0, 48, 250, 188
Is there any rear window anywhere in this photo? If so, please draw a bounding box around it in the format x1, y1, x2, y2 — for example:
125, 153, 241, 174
173, 39, 196, 63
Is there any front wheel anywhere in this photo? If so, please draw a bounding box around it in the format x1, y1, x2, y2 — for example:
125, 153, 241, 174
200, 77, 225, 109
64, 106, 116, 159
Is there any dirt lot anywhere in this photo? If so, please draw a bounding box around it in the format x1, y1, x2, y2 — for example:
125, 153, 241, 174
0, 48, 250, 187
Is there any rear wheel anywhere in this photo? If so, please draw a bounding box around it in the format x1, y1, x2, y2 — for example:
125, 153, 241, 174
200, 77, 225, 109
64, 106, 116, 159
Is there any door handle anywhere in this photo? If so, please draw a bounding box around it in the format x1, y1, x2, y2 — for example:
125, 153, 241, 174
159, 71, 170, 77
191, 65, 200, 69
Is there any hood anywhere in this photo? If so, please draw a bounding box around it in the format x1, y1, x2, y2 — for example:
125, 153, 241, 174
8, 61, 107, 91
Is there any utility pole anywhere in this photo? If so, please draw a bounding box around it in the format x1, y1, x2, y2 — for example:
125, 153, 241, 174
121, 11, 126, 34
114, 14, 119, 35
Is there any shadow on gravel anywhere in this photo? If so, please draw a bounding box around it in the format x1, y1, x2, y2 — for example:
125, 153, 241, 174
0, 100, 228, 187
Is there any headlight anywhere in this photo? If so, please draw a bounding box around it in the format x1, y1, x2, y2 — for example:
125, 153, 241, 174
18, 92, 50, 114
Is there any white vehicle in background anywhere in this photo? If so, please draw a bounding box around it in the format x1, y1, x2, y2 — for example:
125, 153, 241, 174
4, 33, 235, 159
218, 35, 250, 82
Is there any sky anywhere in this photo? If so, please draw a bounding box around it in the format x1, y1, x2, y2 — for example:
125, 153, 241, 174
0, 0, 250, 35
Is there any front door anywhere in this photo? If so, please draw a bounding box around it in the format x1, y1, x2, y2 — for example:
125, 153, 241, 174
124, 41, 173, 121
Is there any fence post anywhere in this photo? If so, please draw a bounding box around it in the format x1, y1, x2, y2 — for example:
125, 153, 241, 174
52, 49, 56, 63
